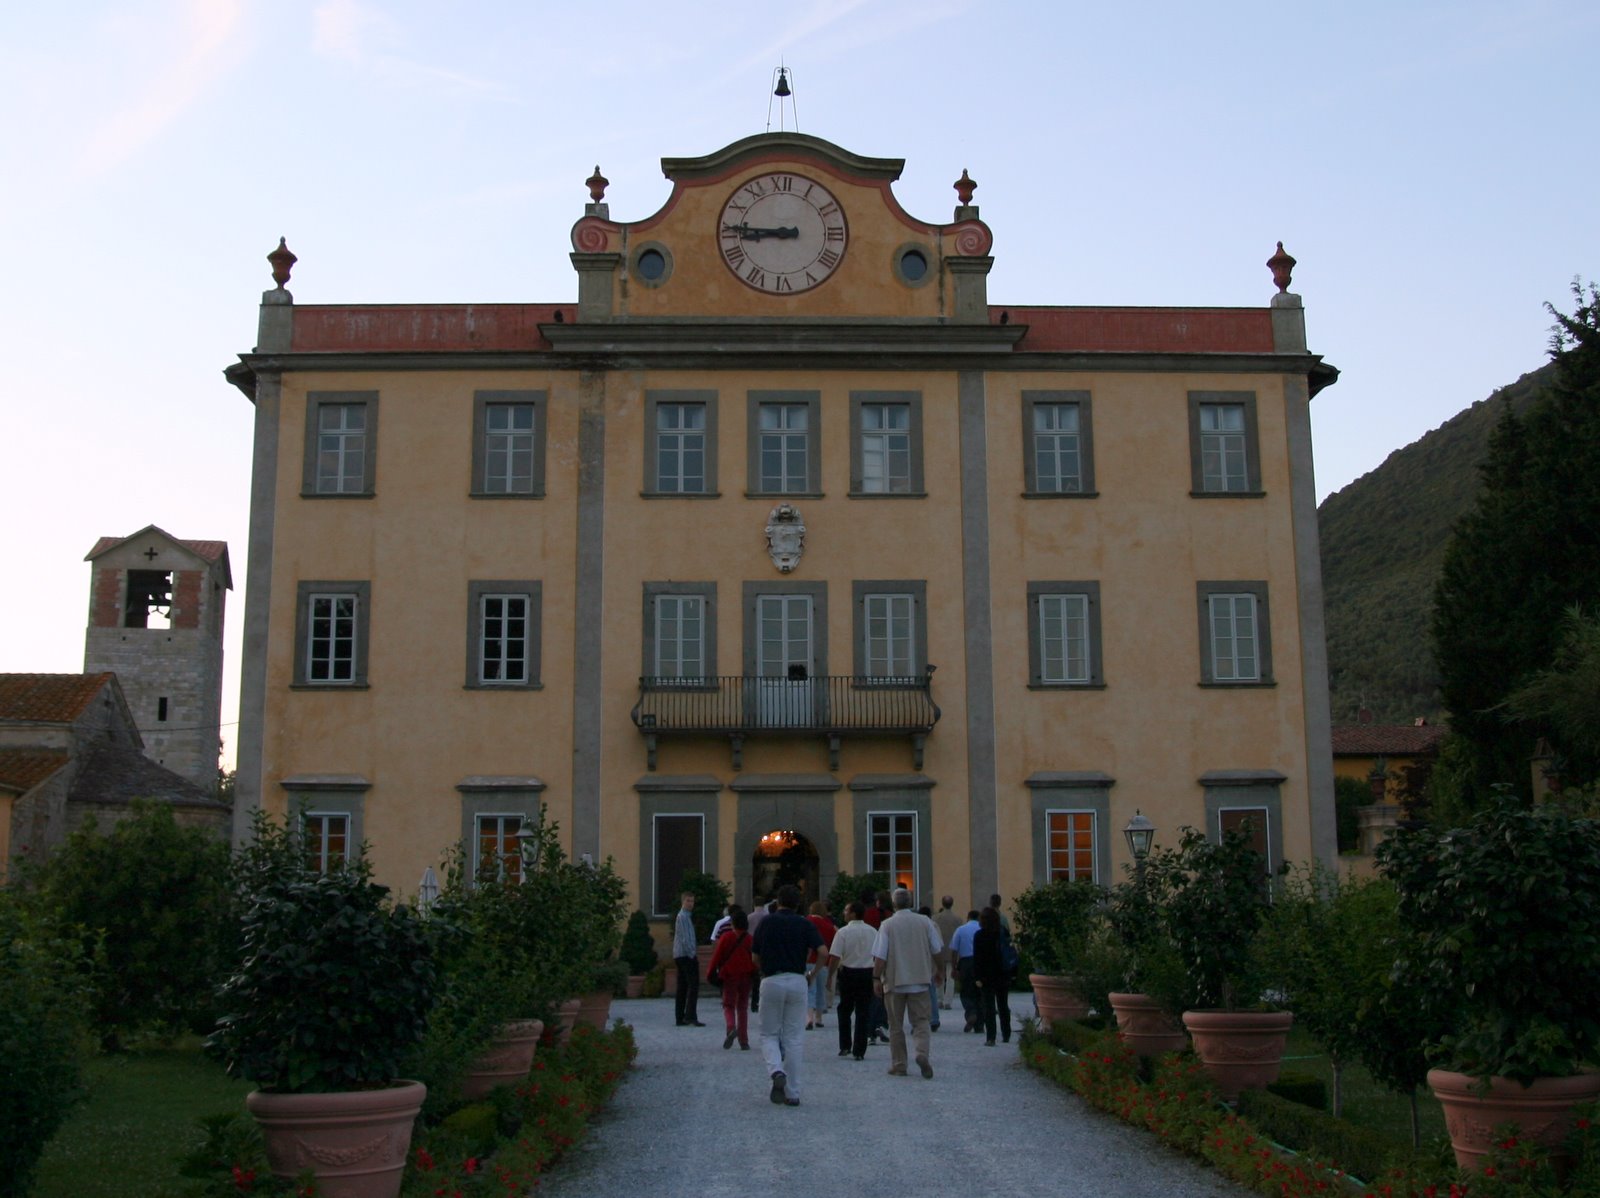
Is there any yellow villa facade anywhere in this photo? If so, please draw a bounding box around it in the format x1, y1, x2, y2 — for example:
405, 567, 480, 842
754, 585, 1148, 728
226, 132, 1339, 922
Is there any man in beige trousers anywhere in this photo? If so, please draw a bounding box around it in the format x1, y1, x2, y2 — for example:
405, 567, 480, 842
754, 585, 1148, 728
871, 888, 944, 1079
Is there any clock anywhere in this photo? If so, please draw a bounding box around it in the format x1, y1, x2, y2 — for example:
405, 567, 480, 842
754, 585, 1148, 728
718, 172, 847, 294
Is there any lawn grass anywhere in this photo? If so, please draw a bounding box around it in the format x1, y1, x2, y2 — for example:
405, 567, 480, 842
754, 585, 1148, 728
1280, 1023, 1448, 1150
32, 1037, 252, 1198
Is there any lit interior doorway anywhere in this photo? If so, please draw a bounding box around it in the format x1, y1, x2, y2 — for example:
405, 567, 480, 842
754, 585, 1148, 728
751, 829, 820, 909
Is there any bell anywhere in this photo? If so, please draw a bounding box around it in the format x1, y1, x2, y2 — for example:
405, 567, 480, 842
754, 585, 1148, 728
773, 68, 792, 98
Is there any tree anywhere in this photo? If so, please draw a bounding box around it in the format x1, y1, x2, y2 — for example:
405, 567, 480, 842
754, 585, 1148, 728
23, 800, 231, 1048
1431, 279, 1600, 806
1254, 867, 1401, 1119
1502, 604, 1600, 767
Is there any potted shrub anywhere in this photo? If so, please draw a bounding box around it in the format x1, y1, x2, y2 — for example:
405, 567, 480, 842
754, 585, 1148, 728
1380, 788, 1600, 1172
1142, 826, 1290, 1099
620, 909, 658, 998
1012, 878, 1105, 1028
1079, 874, 1190, 1058
577, 959, 630, 1029
208, 840, 438, 1198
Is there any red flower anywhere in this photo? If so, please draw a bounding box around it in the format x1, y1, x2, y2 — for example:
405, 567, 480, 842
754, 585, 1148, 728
1483, 1166, 1496, 1177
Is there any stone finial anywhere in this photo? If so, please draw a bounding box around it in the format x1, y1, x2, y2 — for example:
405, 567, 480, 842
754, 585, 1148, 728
954, 169, 977, 206
1267, 241, 1296, 293
587, 165, 609, 203
267, 237, 297, 289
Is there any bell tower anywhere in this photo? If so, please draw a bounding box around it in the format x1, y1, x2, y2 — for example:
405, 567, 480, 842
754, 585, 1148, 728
83, 526, 232, 792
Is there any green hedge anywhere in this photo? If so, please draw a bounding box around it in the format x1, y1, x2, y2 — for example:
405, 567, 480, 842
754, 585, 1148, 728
1235, 1088, 1422, 1184
1263, 1070, 1326, 1111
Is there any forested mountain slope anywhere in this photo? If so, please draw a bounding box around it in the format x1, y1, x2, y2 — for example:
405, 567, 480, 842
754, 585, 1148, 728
1318, 363, 1555, 723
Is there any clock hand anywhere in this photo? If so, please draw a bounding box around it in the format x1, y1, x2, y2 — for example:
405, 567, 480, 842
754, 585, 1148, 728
721, 223, 800, 241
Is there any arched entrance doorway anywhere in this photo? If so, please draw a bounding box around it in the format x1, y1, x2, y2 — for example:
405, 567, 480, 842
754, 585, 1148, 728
751, 828, 820, 910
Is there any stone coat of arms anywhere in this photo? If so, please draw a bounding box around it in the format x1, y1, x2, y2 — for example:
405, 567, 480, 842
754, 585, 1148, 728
765, 503, 806, 573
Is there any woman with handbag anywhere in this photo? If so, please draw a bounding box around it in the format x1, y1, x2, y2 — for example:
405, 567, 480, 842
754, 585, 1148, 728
707, 908, 756, 1050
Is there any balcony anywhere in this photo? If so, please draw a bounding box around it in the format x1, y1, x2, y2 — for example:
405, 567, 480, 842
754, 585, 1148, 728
631, 667, 941, 771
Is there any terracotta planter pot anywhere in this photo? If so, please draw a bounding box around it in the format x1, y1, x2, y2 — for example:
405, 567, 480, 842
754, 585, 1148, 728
697, 943, 716, 983
575, 989, 614, 1030
625, 974, 645, 999
460, 1020, 543, 1101
247, 1080, 425, 1198
663, 963, 678, 995
1029, 974, 1090, 1030
551, 996, 582, 1044
1182, 1009, 1293, 1100
1428, 1068, 1600, 1174
1108, 992, 1189, 1058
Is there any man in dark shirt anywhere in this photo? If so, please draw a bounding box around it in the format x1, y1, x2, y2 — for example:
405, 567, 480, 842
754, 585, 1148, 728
751, 884, 823, 1107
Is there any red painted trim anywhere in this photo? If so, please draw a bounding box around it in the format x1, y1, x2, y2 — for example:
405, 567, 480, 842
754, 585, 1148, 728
997, 306, 1275, 354
291, 305, 562, 353
283, 303, 1274, 355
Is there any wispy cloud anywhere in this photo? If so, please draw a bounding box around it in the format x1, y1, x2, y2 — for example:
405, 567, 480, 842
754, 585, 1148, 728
76, 0, 247, 178
310, 0, 504, 97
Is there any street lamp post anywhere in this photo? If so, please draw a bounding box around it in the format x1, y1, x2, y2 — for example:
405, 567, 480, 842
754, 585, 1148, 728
1123, 809, 1156, 883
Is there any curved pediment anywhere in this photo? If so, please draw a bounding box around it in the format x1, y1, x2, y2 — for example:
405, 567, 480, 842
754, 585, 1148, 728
569, 134, 992, 322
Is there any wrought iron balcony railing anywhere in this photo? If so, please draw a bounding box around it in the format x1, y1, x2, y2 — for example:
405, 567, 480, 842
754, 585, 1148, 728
631, 667, 940, 771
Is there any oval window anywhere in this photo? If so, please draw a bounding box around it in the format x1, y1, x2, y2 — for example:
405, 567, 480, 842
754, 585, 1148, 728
637, 249, 667, 282
899, 249, 928, 282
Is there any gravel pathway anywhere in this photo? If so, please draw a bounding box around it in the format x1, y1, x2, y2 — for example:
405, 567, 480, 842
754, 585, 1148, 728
538, 994, 1249, 1197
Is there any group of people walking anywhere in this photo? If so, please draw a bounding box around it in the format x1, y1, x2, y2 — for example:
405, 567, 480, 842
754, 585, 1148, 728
675, 885, 1020, 1107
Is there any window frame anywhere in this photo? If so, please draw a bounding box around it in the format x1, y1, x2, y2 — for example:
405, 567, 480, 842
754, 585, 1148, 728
465, 580, 541, 689
1044, 808, 1098, 882
741, 581, 828, 679
642, 582, 718, 687
1026, 772, 1113, 885
746, 390, 822, 497
851, 580, 927, 684
472, 812, 527, 883
456, 778, 546, 885
643, 390, 719, 497
849, 391, 925, 497
471, 390, 546, 498
849, 776, 934, 898
1022, 390, 1096, 497
1200, 770, 1286, 883
301, 391, 379, 498
867, 810, 919, 896
651, 812, 706, 918
1187, 391, 1263, 497
1196, 581, 1274, 687
292, 581, 371, 688
301, 810, 351, 875
1027, 581, 1104, 688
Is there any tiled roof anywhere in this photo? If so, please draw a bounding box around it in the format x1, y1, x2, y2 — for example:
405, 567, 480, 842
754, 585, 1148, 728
86, 533, 228, 563
1331, 723, 1447, 756
0, 748, 69, 793
0, 674, 114, 724
68, 743, 225, 810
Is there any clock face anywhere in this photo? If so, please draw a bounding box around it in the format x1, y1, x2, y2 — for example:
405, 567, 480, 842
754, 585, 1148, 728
718, 172, 847, 294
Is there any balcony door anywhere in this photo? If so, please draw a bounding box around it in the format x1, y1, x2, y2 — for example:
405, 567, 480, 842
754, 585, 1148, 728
756, 593, 814, 727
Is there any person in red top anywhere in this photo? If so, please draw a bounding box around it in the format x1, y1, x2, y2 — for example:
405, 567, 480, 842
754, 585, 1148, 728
707, 908, 757, 1050
860, 887, 883, 928
805, 901, 837, 1030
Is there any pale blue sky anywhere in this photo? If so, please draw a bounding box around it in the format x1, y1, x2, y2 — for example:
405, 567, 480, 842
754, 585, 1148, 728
3, 0, 1595, 767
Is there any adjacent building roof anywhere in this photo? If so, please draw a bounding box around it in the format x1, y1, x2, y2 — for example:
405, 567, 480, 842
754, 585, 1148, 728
68, 743, 225, 811
0, 673, 116, 724
1331, 722, 1447, 757
0, 747, 70, 794
85, 526, 229, 565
